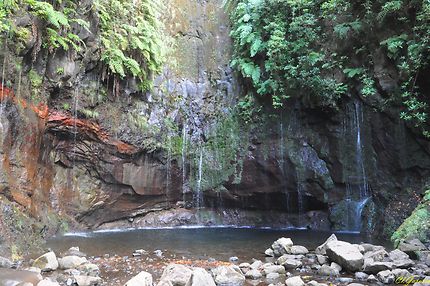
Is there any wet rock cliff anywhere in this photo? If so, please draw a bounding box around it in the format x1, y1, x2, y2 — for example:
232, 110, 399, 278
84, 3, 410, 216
0, 0, 429, 255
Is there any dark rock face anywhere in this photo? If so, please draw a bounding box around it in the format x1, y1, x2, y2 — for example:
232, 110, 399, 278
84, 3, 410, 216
0, 0, 429, 251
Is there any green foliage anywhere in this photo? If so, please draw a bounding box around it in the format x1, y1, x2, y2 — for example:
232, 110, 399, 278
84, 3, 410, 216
391, 189, 430, 247
228, 0, 347, 108
95, 0, 167, 90
0, 0, 18, 33
227, 0, 430, 136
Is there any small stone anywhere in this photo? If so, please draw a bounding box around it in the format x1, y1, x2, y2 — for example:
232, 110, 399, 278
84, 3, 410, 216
245, 269, 262, 280
263, 265, 286, 275
280, 259, 302, 269
229, 256, 239, 262
307, 281, 328, 286
154, 250, 163, 258
330, 262, 342, 272
289, 246, 308, 255
316, 255, 328, 265
367, 274, 378, 283
74, 275, 101, 286
285, 276, 305, 286
186, 267, 216, 286
250, 260, 263, 270
335, 277, 353, 283
37, 280, 60, 286
265, 272, 281, 284
317, 265, 339, 276
355, 271, 369, 281
58, 256, 87, 270
377, 270, 395, 284
265, 248, 275, 257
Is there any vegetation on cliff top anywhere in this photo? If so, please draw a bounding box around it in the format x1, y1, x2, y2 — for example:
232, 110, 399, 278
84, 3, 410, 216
227, 0, 430, 137
0, 0, 166, 93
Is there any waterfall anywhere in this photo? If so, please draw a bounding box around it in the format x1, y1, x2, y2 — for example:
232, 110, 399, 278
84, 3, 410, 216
71, 87, 79, 194
195, 147, 204, 209
344, 100, 371, 232
165, 134, 172, 205
181, 125, 188, 204
278, 119, 291, 211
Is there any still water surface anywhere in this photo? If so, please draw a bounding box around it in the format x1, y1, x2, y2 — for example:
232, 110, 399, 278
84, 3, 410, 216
47, 227, 389, 261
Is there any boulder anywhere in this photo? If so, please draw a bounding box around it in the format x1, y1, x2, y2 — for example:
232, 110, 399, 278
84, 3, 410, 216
33, 251, 59, 272
391, 268, 410, 279
377, 270, 395, 284
398, 239, 426, 257
271, 238, 293, 256
59, 256, 88, 269
325, 241, 364, 272
125, 271, 153, 286
64, 247, 87, 257
74, 275, 102, 286
317, 265, 339, 276
212, 266, 245, 286
158, 264, 192, 286
315, 234, 337, 255
289, 246, 308, 255
363, 249, 388, 262
363, 261, 393, 274
285, 276, 305, 286
389, 249, 410, 261
186, 268, 216, 286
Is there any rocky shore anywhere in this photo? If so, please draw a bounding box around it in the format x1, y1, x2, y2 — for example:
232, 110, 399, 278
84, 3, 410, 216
1, 234, 429, 286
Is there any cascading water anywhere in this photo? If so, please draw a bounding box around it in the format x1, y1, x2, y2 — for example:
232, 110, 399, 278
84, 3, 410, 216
181, 124, 189, 204
165, 134, 172, 205
344, 100, 371, 232
195, 147, 204, 209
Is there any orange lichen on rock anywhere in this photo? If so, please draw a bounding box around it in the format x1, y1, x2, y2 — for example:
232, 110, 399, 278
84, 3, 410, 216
0, 85, 49, 119
47, 111, 137, 155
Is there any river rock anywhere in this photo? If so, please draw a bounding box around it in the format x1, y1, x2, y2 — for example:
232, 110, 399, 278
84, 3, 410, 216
307, 281, 328, 286
315, 234, 337, 255
355, 272, 368, 281
265, 248, 275, 257
186, 268, 216, 286
250, 260, 263, 270
388, 249, 409, 261
326, 241, 364, 272
367, 274, 378, 283
330, 262, 342, 272
212, 265, 245, 286
377, 270, 395, 284
289, 246, 308, 255
33, 251, 59, 272
271, 238, 293, 256
318, 265, 339, 276
37, 279, 60, 286
285, 276, 305, 286
363, 260, 393, 274
74, 275, 102, 286
281, 259, 302, 269
64, 247, 87, 257
364, 249, 388, 262
124, 271, 153, 286
263, 265, 286, 275
77, 263, 100, 276
59, 256, 88, 269
244, 269, 262, 280
398, 239, 426, 257
0, 256, 13, 268
335, 277, 354, 283
158, 264, 192, 286
392, 268, 410, 278
316, 255, 328, 265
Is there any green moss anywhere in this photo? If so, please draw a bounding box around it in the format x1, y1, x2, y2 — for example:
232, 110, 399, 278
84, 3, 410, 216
391, 189, 430, 247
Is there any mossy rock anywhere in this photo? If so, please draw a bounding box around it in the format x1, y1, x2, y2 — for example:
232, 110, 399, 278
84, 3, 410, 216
391, 190, 430, 247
